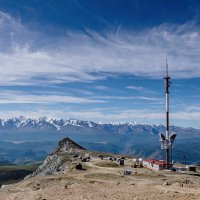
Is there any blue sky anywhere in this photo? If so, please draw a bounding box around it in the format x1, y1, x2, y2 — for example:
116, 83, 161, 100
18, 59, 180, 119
0, 0, 200, 127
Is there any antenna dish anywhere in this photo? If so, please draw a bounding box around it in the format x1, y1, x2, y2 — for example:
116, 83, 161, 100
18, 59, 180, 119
170, 133, 177, 143
159, 133, 166, 141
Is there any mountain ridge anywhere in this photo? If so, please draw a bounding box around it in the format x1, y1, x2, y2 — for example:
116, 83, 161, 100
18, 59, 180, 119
0, 116, 199, 135
0, 116, 200, 164
26, 137, 86, 178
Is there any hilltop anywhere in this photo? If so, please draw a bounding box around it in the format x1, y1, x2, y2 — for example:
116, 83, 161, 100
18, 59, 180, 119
0, 137, 200, 200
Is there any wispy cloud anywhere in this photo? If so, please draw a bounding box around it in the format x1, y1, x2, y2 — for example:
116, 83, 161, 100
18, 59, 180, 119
1, 11, 200, 87
67, 109, 164, 121
0, 88, 160, 104
62, 109, 200, 128
126, 86, 145, 91
126, 85, 158, 95
185, 105, 200, 112
0, 90, 106, 104
93, 85, 109, 90
95, 95, 160, 101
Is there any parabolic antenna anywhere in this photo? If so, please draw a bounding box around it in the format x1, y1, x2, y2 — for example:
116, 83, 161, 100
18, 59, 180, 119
159, 133, 166, 141
170, 133, 177, 143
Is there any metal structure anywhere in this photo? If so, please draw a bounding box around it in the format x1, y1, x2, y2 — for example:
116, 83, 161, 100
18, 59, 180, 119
160, 59, 177, 169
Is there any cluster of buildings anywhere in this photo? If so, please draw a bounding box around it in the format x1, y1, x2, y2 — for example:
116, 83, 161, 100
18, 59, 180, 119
142, 159, 171, 171
142, 159, 196, 172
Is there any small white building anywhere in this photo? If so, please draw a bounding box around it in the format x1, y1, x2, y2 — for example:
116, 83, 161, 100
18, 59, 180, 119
143, 159, 167, 171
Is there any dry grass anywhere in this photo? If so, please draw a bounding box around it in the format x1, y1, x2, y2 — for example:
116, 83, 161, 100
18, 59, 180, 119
1, 157, 200, 200
95, 161, 120, 168
84, 173, 120, 180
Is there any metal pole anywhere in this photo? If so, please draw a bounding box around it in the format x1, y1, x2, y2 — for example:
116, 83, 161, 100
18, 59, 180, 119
163, 149, 164, 162
164, 59, 170, 169
171, 144, 172, 163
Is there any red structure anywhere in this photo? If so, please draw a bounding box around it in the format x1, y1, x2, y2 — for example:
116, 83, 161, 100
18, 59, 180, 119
143, 159, 172, 171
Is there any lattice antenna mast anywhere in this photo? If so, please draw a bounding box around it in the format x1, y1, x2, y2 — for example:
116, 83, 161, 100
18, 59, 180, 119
164, 58, 170, 168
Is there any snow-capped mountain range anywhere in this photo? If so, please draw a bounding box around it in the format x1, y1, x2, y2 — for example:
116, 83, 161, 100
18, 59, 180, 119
0, 116, 198, 135
0, 116, 157, 130
0, 116, 200, 165
0, 116, 151, 129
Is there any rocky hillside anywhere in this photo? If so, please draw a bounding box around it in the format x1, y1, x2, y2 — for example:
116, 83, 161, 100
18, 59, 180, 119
1, 137, 200, 200
26, 137, 86, 178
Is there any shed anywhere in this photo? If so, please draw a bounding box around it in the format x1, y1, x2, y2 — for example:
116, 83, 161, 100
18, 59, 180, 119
186, 165, 196, 172
119, 159, 124, 166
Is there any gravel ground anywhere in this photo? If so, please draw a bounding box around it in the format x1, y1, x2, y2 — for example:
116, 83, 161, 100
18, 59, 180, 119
0, 158, 200, 200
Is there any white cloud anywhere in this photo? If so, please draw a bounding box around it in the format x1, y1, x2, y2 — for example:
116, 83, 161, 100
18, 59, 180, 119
1, 11, 200, 86
185, 105, 200, 112
126, 85, 158, 94
63, 109, 200, 128
93, 85, 109, 90
0, 90, 106, 104
0, 89, 160, 105
66, 109, 165, 121
126, 86, 145, 91
95, 95, 160, 101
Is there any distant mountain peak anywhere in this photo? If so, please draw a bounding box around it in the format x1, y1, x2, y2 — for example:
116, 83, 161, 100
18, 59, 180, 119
98, 121, 140, 126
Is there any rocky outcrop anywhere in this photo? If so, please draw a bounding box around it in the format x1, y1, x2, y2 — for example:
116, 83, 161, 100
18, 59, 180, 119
25, 137, 86, 179
51, 137, 85, 155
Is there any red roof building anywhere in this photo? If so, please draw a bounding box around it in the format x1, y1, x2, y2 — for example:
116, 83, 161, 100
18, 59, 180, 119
143, 159, 171, 171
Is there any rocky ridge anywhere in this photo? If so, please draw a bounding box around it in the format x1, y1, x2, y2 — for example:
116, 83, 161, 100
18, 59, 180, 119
25, 137, 86, 178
